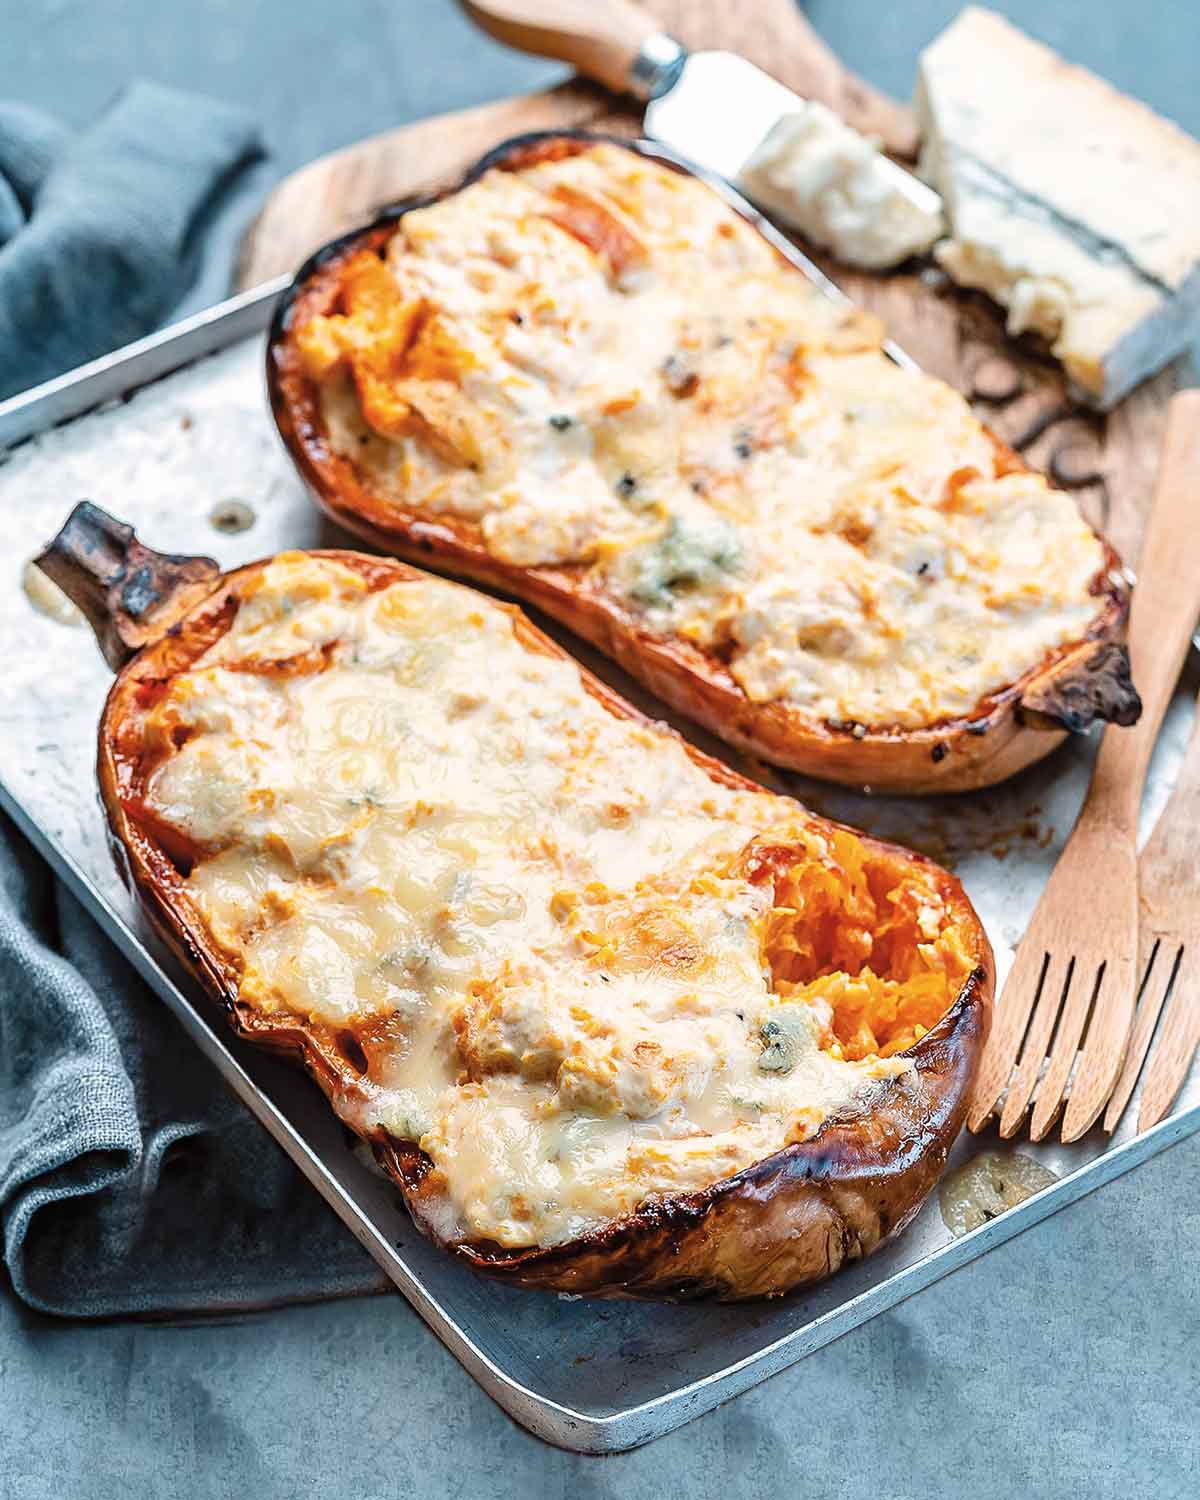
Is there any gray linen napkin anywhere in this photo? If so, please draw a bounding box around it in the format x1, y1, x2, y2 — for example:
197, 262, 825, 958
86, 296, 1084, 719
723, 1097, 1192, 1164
0, 82, 263, 401
0, 81, 386, 1314
0, 812, 385, 1317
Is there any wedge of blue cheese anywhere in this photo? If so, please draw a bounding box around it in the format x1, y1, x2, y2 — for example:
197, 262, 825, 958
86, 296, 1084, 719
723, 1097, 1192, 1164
916, 6, 1200, 407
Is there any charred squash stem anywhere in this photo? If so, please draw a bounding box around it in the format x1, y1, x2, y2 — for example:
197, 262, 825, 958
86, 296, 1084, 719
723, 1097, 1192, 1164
35, 501, 220, 671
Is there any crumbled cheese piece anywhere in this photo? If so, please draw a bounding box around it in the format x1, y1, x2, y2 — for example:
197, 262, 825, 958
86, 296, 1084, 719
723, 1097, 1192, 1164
739, 104, 944, 270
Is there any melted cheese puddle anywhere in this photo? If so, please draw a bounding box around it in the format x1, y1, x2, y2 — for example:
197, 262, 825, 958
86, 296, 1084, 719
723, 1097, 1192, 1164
300, 142, 1107, 730
142, 556, 970, 1248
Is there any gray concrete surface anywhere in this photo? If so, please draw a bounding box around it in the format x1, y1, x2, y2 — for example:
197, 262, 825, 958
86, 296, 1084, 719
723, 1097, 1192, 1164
1, 3, 1198, 1496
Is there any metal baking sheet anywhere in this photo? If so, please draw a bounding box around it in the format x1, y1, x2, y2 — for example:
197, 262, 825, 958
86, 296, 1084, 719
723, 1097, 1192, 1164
0, 291, 1196, 1455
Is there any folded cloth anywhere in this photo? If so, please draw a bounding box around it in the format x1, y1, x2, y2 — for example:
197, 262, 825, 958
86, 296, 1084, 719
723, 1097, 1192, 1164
0, 82, 263, 401
0, 811, 386, 1316
0, 82, 387, 1317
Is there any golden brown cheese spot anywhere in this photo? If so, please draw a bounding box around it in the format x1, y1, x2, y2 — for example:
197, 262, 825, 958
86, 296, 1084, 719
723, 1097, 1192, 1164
453, 968, 568, 1084
301, 143, 1108, 730
137, 556, 974, 1247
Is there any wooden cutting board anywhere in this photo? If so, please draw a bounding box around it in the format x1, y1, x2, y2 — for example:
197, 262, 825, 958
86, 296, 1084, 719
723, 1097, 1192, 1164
237, 0, 1187, 564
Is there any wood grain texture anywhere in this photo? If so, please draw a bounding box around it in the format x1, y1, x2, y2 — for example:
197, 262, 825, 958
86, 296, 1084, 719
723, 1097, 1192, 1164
459, 0, 662, 97
1104, 442, 1200, 1133
1131, 761, 1200, 1132
968, 393, 1200, 1143
1104, 696, 1200, 1131
235, 79, 612, 290
615, 0, 916, 152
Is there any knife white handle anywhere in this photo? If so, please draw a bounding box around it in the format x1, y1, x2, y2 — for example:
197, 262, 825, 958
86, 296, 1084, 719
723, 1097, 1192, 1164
458, 0, 685, 99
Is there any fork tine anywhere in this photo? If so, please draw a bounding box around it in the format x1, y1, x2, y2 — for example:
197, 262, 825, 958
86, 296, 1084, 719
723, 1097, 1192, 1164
966, 944, 1050, 1132
1103, 938, 1168, 1132
998, 955, 1071, 1138
1031, 960, 1108, 1141
1137, 945, 1199, 1132
1060, 949, 1139, 1142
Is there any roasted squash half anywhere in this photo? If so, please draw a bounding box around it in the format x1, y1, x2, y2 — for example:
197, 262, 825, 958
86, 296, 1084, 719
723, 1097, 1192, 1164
40, 502, 992, 1301
268, 131, 1138, 796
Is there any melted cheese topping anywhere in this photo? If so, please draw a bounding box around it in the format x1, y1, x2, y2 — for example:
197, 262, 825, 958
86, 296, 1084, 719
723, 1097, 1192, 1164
297, 143, 1107, 730
140, 556, 973, 1247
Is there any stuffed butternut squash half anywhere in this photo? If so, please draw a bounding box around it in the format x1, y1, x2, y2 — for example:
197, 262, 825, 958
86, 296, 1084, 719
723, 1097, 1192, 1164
42, 503, 991, 1300
268, 132, 1138, 795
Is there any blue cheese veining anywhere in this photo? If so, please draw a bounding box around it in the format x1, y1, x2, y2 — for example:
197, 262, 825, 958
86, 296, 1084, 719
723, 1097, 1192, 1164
739, 104, 944, 269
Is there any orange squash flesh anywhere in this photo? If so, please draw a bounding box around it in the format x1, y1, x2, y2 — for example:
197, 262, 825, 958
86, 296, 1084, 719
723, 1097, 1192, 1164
82, 541, 993, 1300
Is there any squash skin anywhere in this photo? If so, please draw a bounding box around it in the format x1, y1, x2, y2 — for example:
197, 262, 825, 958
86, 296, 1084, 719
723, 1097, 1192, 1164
266, 130, 1138, 797
383, 977, 988, 1299
92, 544, 993, 1302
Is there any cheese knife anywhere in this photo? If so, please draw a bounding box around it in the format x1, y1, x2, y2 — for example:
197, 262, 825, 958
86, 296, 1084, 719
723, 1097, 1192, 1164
457, 0, 940, 228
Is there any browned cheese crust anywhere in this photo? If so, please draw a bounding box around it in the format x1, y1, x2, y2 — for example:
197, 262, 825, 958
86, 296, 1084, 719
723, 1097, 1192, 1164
97, 547, 993, 1301
267, 133, 1137, 796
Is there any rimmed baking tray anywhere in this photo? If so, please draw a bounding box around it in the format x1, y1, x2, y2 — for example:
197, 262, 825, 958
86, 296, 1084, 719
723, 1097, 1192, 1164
1, 283, 1196, 1455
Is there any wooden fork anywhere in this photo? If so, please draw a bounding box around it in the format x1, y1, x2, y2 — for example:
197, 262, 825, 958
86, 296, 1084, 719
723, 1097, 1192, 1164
968, 390, 1200, 1143
1103, 678, 1200, 1134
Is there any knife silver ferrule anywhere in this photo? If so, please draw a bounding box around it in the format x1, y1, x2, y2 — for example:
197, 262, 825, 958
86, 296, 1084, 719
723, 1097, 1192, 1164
628, 33, 687, 102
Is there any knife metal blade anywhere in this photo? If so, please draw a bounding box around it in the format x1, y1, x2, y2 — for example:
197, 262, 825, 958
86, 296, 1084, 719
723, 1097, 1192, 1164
642, 47, 941, 225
